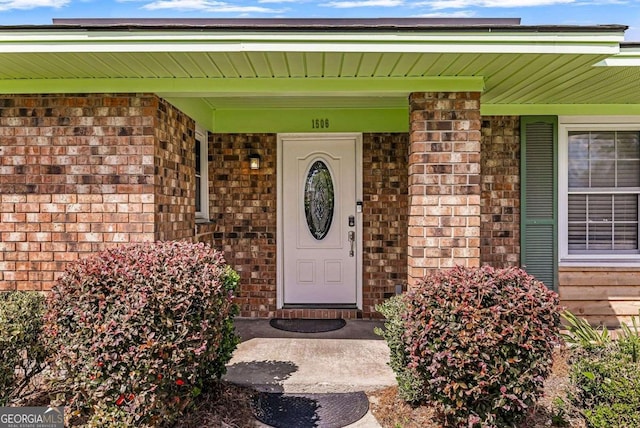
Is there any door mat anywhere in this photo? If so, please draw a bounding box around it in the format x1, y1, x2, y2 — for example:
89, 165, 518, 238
252, 391, 369, 428
269, 318, 346, 333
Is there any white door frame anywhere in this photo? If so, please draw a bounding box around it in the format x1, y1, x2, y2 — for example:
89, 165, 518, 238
277, 133, 363, 309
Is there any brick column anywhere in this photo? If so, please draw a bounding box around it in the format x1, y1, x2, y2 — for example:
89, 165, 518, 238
408, 92, 482, 288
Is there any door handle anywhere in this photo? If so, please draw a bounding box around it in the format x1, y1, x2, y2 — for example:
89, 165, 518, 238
348, 231, 355, 257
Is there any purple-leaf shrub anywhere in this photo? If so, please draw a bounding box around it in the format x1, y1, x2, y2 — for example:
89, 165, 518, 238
44, 241, 239, 427
404, 265, 560, 427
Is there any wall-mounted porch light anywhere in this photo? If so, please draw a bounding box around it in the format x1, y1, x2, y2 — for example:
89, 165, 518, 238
249, 153, 261, 170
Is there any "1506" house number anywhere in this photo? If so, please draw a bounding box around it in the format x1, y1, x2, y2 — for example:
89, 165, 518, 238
311, 118, 330, 129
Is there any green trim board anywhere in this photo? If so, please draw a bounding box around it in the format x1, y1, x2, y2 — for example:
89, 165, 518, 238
211, 108, 409, 133
164, 97, 215, 131
168, 100, 638, 133
520, 116, 559, 291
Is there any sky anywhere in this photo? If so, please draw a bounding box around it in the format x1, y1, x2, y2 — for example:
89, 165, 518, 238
0, 0, 638, 41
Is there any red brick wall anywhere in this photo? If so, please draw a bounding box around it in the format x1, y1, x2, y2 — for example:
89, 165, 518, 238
154, 99, 196, 241
0, 92, 521, 316
362, 133, 408, 316
0, 94, 193, 290
208, 133, 277, 317
407, 92, 482, 287
480, 116, 520, 267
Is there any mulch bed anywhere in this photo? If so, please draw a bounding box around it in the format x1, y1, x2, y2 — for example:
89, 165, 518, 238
173, 383, 256, 428
367, 348, 587, 428
11, 349, 586, 428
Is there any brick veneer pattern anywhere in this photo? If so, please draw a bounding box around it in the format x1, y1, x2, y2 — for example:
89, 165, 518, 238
480, 116, 521, 267
154, 98, 196, 241
208, 133, 278, 318
0, 94, 190, 290
362, 133, 408, 316
408, 92, 482, 287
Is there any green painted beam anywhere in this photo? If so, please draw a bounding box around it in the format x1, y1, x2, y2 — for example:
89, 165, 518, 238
0, 76, 485, 95
212, 108, 409, 133
482, 104, 640, 116
163, 97, 215, 131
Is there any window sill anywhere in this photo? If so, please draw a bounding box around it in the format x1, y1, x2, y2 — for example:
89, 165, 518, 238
560, 257, 640, 268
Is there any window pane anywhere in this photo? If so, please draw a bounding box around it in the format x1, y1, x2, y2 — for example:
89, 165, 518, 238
618, 160, 640, 187
195, 139, 202, 175
568, 194, 586, 222
590, 160, 615, 187
590, 132, 615, 159
195, 179, 201, 212
567, 129, 640, 255
617, 132, 640, 159
568, 160, 589, 187
614, 224, 638, 250
568, 223, 586, 250
568, 133, 589, 159
588, 223, 613, 250
614, 195, 638, 222
195, 138, 202, 213
588, 195, 612, 222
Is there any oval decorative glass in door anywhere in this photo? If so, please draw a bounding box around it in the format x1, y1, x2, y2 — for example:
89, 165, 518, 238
304, 160, 335, 240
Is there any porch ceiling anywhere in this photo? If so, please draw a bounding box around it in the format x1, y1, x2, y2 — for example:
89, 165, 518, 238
0, 21, 638, 115
2, 50, 637, 105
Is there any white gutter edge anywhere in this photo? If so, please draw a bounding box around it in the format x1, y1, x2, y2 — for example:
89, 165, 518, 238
0, 30, 625, 55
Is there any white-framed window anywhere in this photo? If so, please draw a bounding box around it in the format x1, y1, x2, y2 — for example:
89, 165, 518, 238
559, 117, 640, 265
195, 126, 209, 221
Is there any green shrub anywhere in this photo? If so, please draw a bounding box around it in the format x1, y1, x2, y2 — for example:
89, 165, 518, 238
0, 291, 47, 406
569, 342, 640, 427
403, 265, 561, 427
565, 308, 640, 428
44, 241, 240, 427
374, 295, 424, 403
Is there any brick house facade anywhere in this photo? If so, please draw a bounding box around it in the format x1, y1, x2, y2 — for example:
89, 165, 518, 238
2, 19, 640, 324
1, 92, 520, 318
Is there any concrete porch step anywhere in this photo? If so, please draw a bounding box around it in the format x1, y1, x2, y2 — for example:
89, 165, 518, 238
224, 319, 397, 427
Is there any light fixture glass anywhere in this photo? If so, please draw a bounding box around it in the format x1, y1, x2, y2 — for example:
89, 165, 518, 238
249, 154, 261, 170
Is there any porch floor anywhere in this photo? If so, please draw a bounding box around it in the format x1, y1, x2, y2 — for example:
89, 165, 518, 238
224, 318, 396, 427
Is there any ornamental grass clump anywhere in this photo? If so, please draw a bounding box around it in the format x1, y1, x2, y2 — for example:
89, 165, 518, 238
403, 265, 561, 427
44, 241, 240, 427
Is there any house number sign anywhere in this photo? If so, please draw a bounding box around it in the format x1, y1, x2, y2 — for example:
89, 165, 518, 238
311, 118, 330, 129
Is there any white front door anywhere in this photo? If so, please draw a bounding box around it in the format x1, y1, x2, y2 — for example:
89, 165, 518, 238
278, 134, 362, 306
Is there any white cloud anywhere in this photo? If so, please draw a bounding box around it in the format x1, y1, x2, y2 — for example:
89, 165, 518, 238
257, 0, 300, 3
0, 0, 69, 10
320, 0, 403, 8
414, 10, 476, 17
415, 0, 629, 9
138, 0, 282, 13
417, 0, 576, 9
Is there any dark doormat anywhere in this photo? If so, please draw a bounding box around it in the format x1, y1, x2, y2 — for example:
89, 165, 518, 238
252, 391, 369, 428
269, 318, 346, 333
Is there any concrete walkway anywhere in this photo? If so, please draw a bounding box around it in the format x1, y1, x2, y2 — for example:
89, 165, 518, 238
224, 318, 397, 427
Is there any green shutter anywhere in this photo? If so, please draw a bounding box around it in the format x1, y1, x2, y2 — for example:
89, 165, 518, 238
521, 116, 558, 291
